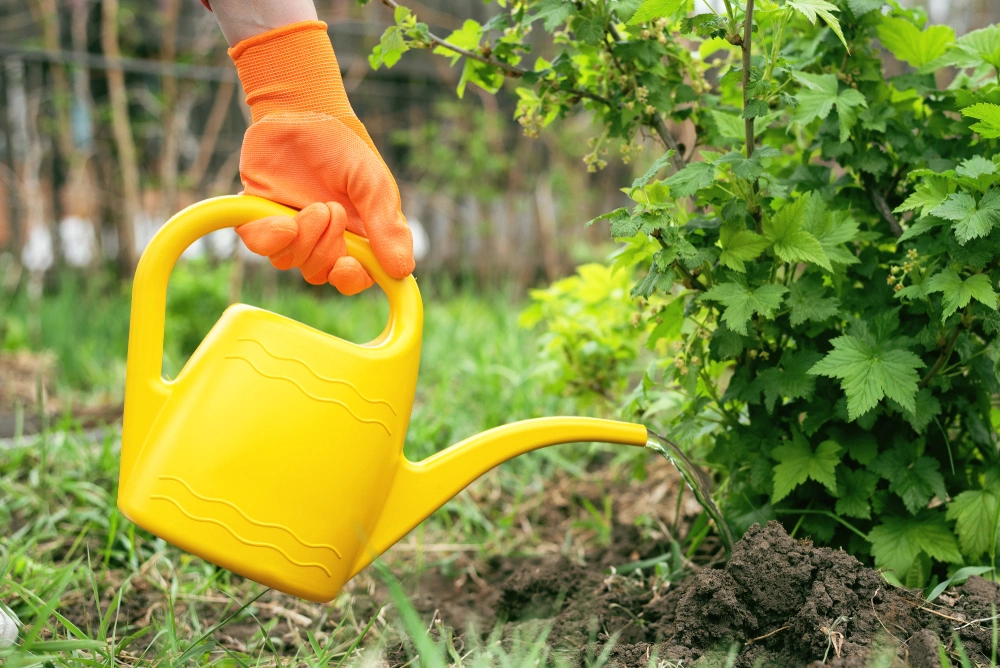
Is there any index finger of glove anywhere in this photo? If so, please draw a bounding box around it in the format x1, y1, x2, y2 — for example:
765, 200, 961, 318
330, 122, 415, 280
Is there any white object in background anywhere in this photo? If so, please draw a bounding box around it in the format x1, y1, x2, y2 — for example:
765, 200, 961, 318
0, 603, 19, 647
180, 237, 206, 260
59, 215, 97, 267
409, 218, 430, 263
208, 228, 237, 259
21, 224, 54, 273
132, 211, 163, 257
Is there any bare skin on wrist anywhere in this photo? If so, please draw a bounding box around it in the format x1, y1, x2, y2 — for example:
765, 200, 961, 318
208, 0, 319, 45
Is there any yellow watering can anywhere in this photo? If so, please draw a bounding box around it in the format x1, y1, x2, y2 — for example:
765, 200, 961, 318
118, 196, 648, 603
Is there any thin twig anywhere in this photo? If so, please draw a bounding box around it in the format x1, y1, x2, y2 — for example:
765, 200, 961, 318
920, 325, 961, 388
863, 174, 903, 237
742, 0, 755, 158
745, 625, 789, 645
954, 613, 1000, 631
381, 0, 687, 168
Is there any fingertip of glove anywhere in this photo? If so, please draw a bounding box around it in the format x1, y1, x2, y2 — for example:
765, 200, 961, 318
236, 216, 298, 256
329, 256, 374, 295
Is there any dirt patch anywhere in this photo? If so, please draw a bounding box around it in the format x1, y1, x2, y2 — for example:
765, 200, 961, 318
396, 522, 998, 668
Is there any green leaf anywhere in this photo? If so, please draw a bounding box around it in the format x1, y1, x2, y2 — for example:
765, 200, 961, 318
754, 349, 822, 412
871, 450, 948, 515
701, 282, 788, 335
632, 150, 675, 191
369, 26, 409, 69
433, 20, 483, 65
961, 103, 1000, 139
532, 0, 575, 30
718, 146, 781, 181
791, 73, 868, 142
803, 198, 860, 266
627, 0, 686, 25
763, 197, 832, 270
946, 490, 1000, 559
899, 215, 947, 242
926, 566, 995, 603
664, 161, 716, 198
925, 269, 998, 320
895, 177, 953, 218
941, 24, 1000, 70
846, 0, 882, 15
847, 432, 878, 465
787, 279, 840, 326
931, 189, 1000, 245
835, 468, 879, 519
876, 17, 954, 69
956, 155, 997, 180
771, 433, 841, 502
711, 110, 747, 142
809, 334, 925, 419
718, 227, 770, 272
786, 0, 848, 51
904, 388, 941, 435
868, 512, 963, 576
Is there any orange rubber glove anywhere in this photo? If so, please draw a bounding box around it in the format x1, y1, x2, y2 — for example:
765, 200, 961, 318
229, 21, 414, 294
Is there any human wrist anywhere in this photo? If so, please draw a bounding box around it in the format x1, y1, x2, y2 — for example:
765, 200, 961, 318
207, 0, 318, 46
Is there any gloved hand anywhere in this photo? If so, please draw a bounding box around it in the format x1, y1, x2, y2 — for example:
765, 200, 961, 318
229, 21, 414, 294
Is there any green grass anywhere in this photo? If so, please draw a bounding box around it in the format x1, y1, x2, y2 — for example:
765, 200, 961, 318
0, 264, 641, 666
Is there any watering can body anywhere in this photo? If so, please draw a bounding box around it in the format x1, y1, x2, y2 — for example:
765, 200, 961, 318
118, 196, 647, 602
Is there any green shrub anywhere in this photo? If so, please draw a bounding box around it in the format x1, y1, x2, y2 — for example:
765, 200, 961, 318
373, 0, 1000, 584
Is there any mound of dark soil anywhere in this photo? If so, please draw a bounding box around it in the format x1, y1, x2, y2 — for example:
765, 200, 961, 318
402, 521, 999, 667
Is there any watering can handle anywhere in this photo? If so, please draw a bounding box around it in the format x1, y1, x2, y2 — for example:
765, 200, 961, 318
125, 195, 423, 394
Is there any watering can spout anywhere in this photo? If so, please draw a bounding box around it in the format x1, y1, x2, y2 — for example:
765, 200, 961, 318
351, 417, 647, 577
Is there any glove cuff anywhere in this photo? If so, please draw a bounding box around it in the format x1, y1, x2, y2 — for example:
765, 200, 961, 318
229, 20, 351, 123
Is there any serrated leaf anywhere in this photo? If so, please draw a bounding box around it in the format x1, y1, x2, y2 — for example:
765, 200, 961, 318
904, 388, 941, 435
787, 279, 841, 326
786, 0, 847, 51
847, 432, 878, 465
791, 73, 868, 142
961, 103, 1000, 139
895, 177, 953, 217
899, 215, 947, 242
941, 24, 1000, 70
871, 450, 947, 515
763, 197, 833, 270
836, 468, 879, 519
531, 0, 575, 30
711, 110, 746, 142
877, 17, 954, 69
771, 433, 841, 502
931, 189, 1000, 244
803, 198, 860, 266
946, 490, 1000, 560
369, 26, 409, 69
868, 512, 963, 576
664, 161, 716, 198
433, 20, 483, 64
718, 227, 770, 272
955, 155, 997, 180
925, 269, 998, 320
846, 0, 882, 14
702, 282, 788, 335
627, 0, 686, 25
754, 349, 822, 412
810, 334, 924, 419
632, 150, 676, 191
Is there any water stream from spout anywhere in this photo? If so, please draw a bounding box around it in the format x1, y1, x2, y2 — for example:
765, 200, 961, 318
645, 429, 733, 555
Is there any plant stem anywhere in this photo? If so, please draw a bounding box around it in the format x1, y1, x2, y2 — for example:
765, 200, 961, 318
920, 325, 962, 388
742, 0, 755, 159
